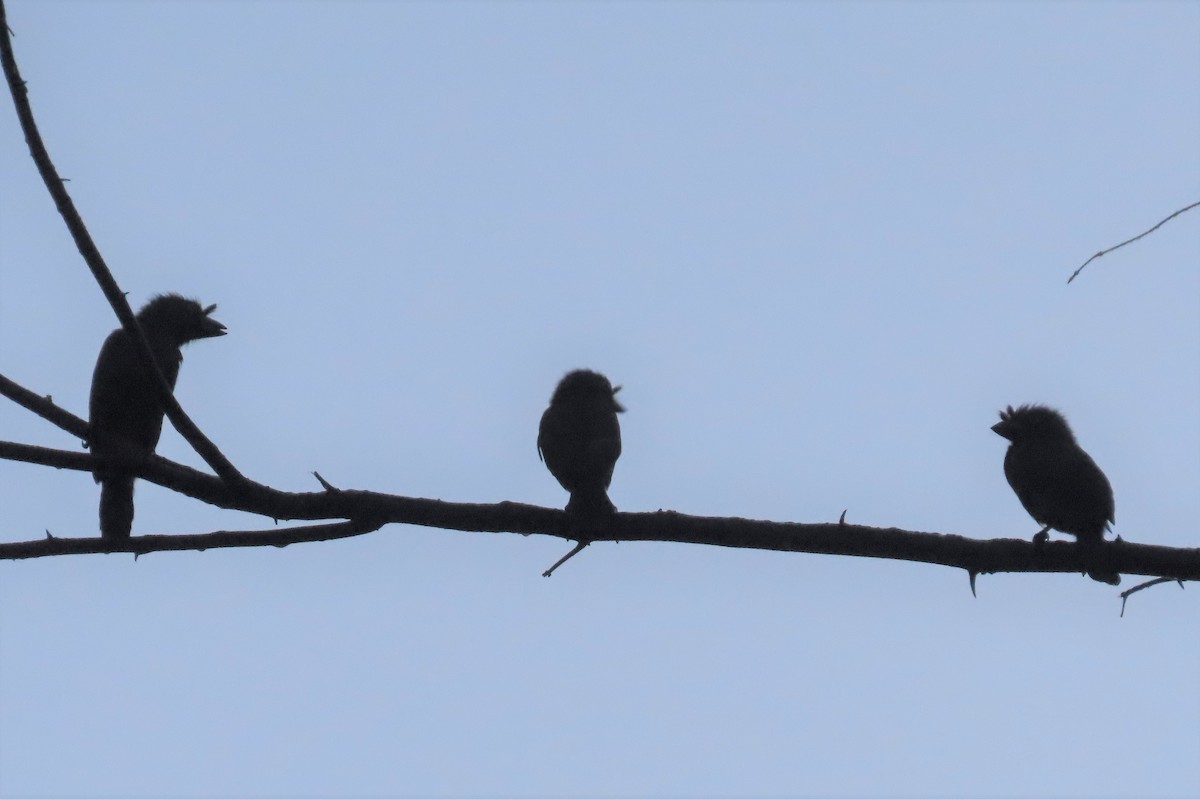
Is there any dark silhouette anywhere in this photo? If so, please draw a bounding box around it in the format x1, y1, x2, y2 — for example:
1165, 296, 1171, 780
88, 294, 226, 539
538, 369, 624, 516
992, 404, 1119, 585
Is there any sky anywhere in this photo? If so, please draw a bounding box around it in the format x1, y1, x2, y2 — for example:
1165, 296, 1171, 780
1, 1, 1198, 797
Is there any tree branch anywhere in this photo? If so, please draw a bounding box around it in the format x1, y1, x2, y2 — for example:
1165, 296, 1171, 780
0, 0, 244, 486
0, 371, 88, 439
1067, 200, 1200, 283
5, 366, 1200, 580
1, 518, 389, 560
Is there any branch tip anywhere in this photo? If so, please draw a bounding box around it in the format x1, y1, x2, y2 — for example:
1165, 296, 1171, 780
1068, 200, 1200, 283
542, 540, 590, 577
1117, 576, 1184, 617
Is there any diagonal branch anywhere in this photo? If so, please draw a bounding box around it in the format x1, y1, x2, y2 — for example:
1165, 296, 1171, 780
0, 0, 244, 486
1067, 200, 1200, 283
0, 371, 88, 439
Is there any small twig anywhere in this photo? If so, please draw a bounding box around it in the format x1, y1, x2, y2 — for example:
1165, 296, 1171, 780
1119, 576, 1185, 617
1068, 200, 1200, 283
313, 471, 339, 493
0, 371, 89, 439
542, 540, 590, 577
838, 509, 847, 526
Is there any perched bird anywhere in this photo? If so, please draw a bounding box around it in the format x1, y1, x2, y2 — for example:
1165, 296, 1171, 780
538, 369, 624, 516
88, 294, 226, 539
991, 404, 1119, 584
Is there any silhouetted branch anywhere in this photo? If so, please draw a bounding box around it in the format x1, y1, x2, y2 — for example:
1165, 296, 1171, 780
1068, 200, 1200, 283
0, 0, 243, 486
0, 518, 389, 560
4, 412, 1200, 582
3, 441, 1199, 579
0, 371, 88, 439
1118, 576, 1185, 617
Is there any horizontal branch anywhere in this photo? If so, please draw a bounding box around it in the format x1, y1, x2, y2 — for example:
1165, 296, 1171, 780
4, 369, 1199, 582
0, 519, 388, 560
3, 434, 1198, 581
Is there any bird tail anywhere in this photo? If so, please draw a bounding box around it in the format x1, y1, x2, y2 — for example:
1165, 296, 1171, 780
1086, 568, 1121, 586
1078, 538, 1120, 585
99, 477, 135, 540
566, 488, 616, 518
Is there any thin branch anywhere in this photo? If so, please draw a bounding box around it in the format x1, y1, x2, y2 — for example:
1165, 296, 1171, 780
542, 540, 590, 577
1118, 576, 1185, 618
1068, 200, 1200, 283
0, 371, 88, 439
0, 1, 244, 486
0, 518, 388, 560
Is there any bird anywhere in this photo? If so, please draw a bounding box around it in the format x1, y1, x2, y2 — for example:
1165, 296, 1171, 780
88, 293, 226, 539
991, 404, 1119, 585
538, 369, 624, 517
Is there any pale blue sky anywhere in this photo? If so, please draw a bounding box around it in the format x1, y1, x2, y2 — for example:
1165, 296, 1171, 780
1, 1, 1198, 797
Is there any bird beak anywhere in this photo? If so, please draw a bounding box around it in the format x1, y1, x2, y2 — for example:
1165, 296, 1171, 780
198, 315, 227, 338
991, 420, 1011, 440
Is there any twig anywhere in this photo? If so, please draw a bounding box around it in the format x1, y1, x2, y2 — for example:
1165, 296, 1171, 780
0, 2, 245, 486
0, 371, 88, 439
313, 471, 340, 493
543, 540, 590, 577
1068, 200, 1200, 283
0, 518, 389, 560
1118, 576, 1185, 618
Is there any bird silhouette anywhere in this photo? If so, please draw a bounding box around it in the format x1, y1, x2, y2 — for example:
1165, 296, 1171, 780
88, 294, 226, 539
992, 404, 1119, 585
538, 369, 624, 517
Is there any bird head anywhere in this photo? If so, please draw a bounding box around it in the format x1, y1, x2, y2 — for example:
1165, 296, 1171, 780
136, 293, 227, 346
991, 404, 1076, 444
551, 369, 625, 412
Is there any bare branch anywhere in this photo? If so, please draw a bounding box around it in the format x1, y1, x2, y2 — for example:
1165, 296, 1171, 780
4, 372, 1200, 579
1118, 576, 1186, 617
1068, 200, 1200, 283
0, 518, 388, 560
0, 371, 88, 439
542, 540, 590, 577
0, 2, 244, 485
4, 431, 1200, 582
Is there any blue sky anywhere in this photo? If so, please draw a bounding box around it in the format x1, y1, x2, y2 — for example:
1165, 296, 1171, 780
1, 1, 1198, 796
